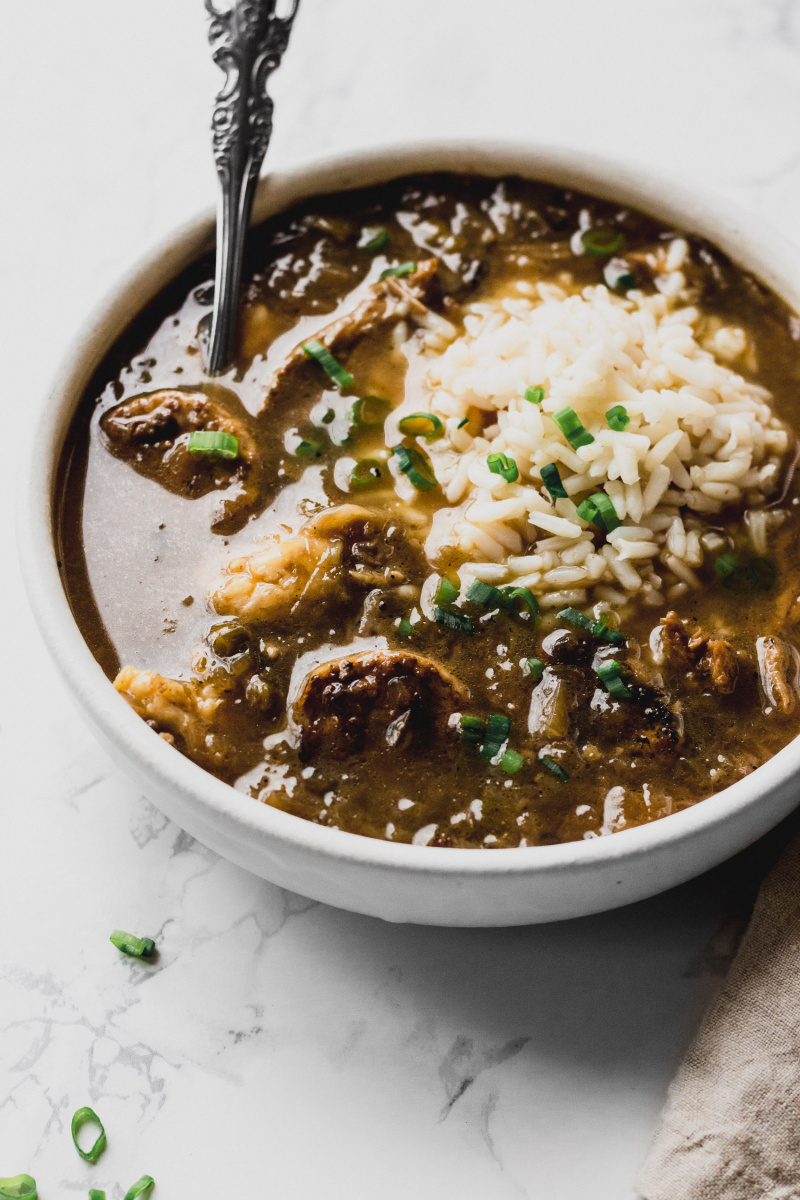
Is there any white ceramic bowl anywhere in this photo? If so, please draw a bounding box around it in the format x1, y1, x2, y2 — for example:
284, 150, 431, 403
20, 141, 800, 926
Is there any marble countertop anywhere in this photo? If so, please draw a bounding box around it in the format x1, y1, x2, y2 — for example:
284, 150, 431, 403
4, 0, 800, 1194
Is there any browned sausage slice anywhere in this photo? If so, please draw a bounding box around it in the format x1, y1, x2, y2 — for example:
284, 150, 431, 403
294, 649, 467, 760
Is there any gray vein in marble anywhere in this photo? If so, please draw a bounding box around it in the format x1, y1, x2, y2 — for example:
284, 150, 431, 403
438, 1035, 531, 1121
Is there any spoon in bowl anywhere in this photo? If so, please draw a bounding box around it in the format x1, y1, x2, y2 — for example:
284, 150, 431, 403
204, 0, 301, 375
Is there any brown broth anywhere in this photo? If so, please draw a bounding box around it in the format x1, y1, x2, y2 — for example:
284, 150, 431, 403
56, 173, 800, 848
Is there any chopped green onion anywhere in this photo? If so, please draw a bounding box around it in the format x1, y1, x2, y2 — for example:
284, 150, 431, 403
596, 659, 632, 700
349, 459, 383, 489
435, 577, 459, 606
460, 714, 485, 745
187, 430, 239, 460
499, 748, 525, 776
302, 339, 355, 389
71, 1107, 106, 1164
540, 462, 567, 499
123, 1177, 155, 1200
480, 713, 512, 760
522, 657, 544, 682
397, 412, 444, 440
380, 262, 416, 280
110, 930, 156, 958
552, 406, 594, 449
581, 228, 625, 257
391, 444, 437, 491
603, 258, 636, 291
714, 552, 739, 579
525, 386, 545, 404
397, 617, 413, 637
457, 416, 469, 429
539, 754, 570, 782
720, 555, 776, 593
500, 586, 538, 624
606, 405, 630, 432
487, 452, 519, 483
295, 439, 322, 458
747, 557, 776, 591
0, 1177, 37, 1200
434, 607, 474, 635
351, 395, 391, 425
576, 491, 621, 533
558, 606, 625, 647
466, 580, 503, 609
89, 1192, 106, 1200
359, 225, 389, 249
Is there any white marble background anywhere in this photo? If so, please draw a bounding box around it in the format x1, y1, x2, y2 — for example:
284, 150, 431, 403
3, 0, 800, 1195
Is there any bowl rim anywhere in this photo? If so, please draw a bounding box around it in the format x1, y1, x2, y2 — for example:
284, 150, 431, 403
19, 136, 800, 880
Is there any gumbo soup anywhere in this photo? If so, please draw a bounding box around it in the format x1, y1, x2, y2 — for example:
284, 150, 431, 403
57, 173, 800, 848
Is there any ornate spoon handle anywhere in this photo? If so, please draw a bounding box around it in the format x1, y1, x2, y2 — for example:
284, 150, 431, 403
205, 0, 301, 375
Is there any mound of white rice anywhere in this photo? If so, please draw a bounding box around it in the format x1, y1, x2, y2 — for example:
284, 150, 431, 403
387, 242, 790, 612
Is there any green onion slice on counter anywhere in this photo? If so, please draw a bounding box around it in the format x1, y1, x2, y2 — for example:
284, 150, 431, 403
434, 606, 474, 634
358, 225, 389, 249
187, 430, 239, 460
397, 412, 444, 440
713, 552, 739, 580
499, 749, 525, 776
522, 657, 544, 682
397, 617, 413, 637
558, 606, 626, 647
435, 577, 459, 606
539, 754, 570, 781
391, 444, 437, 491
89, 1191, 106, 1200
580, 228, 625, 256
110, 930, 156, 958
302, 339, 355, 389
0, 1177, 37, 1200
499, 586, 538, 623
552, 405, 594, 449
576, 492, 621, 533
596, 660, 632, 700
480, 713, 512, 761
524, 386, 545, 404
466, 580, 503, 609
540, 462, 567, 499
295, 439, 322, 458
605, 405, 630, 432
123, 1177, 155, 1200
71, 1107, 107, 1163
487, 452, 519, 483
351, 395, 391, 426
460, 714, 486, 745
603, 258, 636, 291
349, 459, 383, 489
379, 261, 416, 280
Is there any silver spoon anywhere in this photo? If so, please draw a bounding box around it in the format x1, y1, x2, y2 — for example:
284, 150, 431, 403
205, 0, 301, 375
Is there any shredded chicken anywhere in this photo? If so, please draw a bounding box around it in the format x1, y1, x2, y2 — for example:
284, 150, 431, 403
659, 611, 740, 694
101, 389, 261, 534
264, 259, 439, 405
756, 635, 800, 713
208, 505, 409, 626
114, 665, 232, 769
295, 649, 467, 759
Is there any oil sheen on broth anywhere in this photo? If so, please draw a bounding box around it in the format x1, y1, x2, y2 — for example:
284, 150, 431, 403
56, 173, 800, 848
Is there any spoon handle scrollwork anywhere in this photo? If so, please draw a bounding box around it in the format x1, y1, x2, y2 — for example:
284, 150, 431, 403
205, 0, 301, 375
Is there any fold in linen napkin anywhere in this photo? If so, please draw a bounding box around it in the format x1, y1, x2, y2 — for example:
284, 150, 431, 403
637, 830, 800, 1200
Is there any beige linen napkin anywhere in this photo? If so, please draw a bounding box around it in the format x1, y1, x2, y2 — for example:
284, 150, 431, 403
637, 828, 800, 1200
